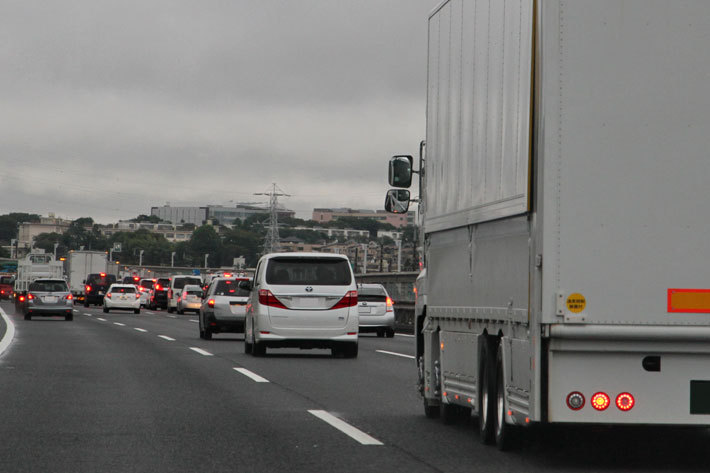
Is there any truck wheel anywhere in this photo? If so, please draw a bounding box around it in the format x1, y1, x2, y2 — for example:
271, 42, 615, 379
168, 306, 174, 313
386, 328, 395, 338
423, 398, 440, 419
479, 336, 496, 444
494, 344, 518, 450
103, 306, 109, 313
177, 308, 184, 315
66, 313, 73, 321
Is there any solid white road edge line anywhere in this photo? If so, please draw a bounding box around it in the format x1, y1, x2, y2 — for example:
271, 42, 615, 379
376, 350, 415, 360
189, 347, 213, 356
158, 335, 175, 341
114, 322, 125, 326
0, 306, 16, 357
233, 367, 269, 383
308, 410, 383, 446
395, 333, 415, 338
134, 328, 147, 332
167, 315, 176, 318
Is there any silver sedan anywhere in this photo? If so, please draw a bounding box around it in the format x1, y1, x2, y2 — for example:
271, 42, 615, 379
23, 279, 74, 321
199, 277, 250, 340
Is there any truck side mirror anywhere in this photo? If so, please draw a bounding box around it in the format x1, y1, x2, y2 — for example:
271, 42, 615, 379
388, 155, 414, 188
384, 189, 411, 213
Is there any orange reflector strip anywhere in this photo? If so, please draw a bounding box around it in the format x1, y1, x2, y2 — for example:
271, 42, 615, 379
668, 289, 710, 313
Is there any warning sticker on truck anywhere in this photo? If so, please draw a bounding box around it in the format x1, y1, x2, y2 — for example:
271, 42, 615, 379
668, 289, 710, 313
566, 293, 586, 313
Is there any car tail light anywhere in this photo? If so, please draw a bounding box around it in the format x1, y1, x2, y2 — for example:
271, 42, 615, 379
27, 293, 35, 301
66, 294, 73, 300
0, 290, 4, 295
223, 273, 232, 278
106, 293, 112, 299
138, 286, 144, 292
207, 299, 215, 308
133, 277, 140, 282
616, 392, 635, 411
18, 295, 25, 302
100, 273, 106, 277
86, 285, 92, 292
258, 289, 287, 309
330, 290, 358, 310
566, 391, 585, 410
135, 293, 140, 299
156, 284, 162, 290
168, 289, 173, 298
386, 296, 394, 312
591, 392, 611, 411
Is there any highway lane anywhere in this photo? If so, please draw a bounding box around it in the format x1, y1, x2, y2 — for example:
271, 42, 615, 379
3, 301, 710, 472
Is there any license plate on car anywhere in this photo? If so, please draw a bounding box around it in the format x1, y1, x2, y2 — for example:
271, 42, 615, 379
99, 291, 104, 295
43, 296, 58, 303
358, 306, 372, 314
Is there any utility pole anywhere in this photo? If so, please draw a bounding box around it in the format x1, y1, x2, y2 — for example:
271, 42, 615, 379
254, 183, 290, 255
361, 243, 368, 274
139, 249, 144, 267
204, 253, 209, 269
395, 239, 402, 273
171, 251, 176, 268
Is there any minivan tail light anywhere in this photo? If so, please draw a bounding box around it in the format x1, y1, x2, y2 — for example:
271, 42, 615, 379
106, 293, 112, 299
208, 299, 215, 308
135, 293, 141, 299
86, 285, 92, 292
330, 290, 358, 310
258, 289, 287, 309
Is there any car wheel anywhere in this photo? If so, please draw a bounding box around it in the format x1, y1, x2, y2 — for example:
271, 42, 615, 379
177, 307, 184, 315
244, 334, 253, 354
204, 327, 212, 340
24, 313, 31, 321
343, 342, 358, 358
134, 309, 140, 314
168, 305, 174, 313
386, 328, 395, 338
376, 329, 384, 338
103, 306, 109, 313
84, 299, 89, 308
252, 337, 266, 356
66, 313, 73, 321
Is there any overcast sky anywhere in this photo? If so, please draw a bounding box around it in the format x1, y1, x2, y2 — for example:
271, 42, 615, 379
1, 0, 435, 223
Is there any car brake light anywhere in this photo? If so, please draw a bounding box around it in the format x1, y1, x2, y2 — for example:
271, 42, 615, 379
591, 392, 611, 411
27, 293, 35, 300
100, 273, 106, 277
156, 284, 162, 290
616, 392, 635, 411
139, 286, 145, 292
66, 294, 73, 300
133, 277, 140, 281
208, 299, 215, 308
86, 285, 92, 292
106, 293, 112, 299
330, 290, 358, 310
258, 289, 287, 309
135, 293, 141, 299
386, 296, 394, 312
19, 295, 25, 302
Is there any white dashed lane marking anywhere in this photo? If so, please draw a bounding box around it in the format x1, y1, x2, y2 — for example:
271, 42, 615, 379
376, 350, 415, 360
158, 335, 175, 341
308, 410, 383, 446
189, 347, 213, 356
97, 318, 107, 322
234, 367, 269, 383
114, 322, 125, 326
134, 328, 147, 332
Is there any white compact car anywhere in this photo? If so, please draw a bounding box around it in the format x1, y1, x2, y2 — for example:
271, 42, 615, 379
357, 283, 395, 337
103, 284, 141, 314
167, 275, 203, 313
244, 252, 359, 357
177, 284, 203, 314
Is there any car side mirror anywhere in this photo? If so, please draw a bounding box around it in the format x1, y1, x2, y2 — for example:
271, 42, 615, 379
238, 280, 253, 291
384, 189, 411, 213
388, 155, 414, 188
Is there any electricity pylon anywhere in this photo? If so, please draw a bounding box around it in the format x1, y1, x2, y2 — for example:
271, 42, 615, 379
254, 183, 290, 255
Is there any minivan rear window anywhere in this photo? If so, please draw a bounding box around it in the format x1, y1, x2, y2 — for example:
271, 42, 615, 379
214, 280, 250, 297
173, 277, 202, 289
111, 286, 136, 293
266, 258, 352, 286
87, 274, 117, 286
29, 281, 68, 292
140, 280, 154, 289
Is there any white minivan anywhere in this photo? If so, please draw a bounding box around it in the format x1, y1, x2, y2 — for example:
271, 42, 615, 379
167, 274, 203, 313
243, 253, 359, 357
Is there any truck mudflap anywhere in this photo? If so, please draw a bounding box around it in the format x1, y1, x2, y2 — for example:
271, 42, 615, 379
548, 324, 710, 424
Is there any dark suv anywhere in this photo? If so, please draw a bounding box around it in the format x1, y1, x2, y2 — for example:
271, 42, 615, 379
149, 277, 171, 310
84, 273, 117, 306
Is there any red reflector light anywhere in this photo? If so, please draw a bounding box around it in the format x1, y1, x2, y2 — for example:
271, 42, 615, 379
260, 331, 270, 335
616, 392, 635, 411
566, 391, 585, 410
591, 392, 611, 411
330, 290, 358, 310
258, 289, 287, 309
347, 332, 357, 335
207, 299, 215, 308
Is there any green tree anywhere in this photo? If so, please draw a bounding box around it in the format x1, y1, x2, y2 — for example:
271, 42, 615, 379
189, 225, 222, 267
0, 213, 41, 243
131, 214, 162, 224
222, 227, 262, 267
33, 232, 64, 255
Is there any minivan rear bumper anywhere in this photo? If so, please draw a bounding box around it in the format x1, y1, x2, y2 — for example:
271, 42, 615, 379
256, 331, 357, 348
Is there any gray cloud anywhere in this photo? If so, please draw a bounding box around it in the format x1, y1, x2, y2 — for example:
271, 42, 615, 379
1, 0, 433, 222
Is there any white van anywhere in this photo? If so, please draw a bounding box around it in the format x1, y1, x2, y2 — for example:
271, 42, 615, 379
243, 253, 359, 357
167, 274, 203, 313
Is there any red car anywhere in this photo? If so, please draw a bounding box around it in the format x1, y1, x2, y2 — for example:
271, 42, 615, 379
0, 275, 14, 300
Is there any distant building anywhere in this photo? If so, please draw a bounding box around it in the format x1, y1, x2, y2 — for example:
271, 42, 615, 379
292, 226, 369, 240
312, 208, 415, 229
150, 205, 208, 226
18, 215, 72, 251
102, 221, 193, 243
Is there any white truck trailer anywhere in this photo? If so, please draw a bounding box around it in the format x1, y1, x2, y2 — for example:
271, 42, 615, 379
386, 0, 710, 450
66, 250, 109, 302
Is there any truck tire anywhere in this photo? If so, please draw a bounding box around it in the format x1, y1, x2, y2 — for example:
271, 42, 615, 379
423, 398, 440, 419
478, 336, 496, 444
494, 344, 518, 450
441, 402, 461, 424
65, 313, 73, 321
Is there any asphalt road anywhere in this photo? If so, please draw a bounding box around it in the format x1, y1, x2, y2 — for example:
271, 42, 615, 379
2, 301, 710, 473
